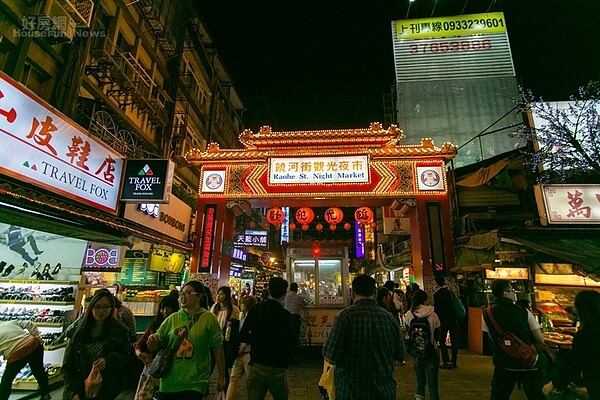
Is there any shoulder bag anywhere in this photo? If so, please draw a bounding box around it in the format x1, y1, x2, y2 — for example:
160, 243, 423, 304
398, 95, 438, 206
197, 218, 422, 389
148, 312, 203, 378
485, 306, 538, 369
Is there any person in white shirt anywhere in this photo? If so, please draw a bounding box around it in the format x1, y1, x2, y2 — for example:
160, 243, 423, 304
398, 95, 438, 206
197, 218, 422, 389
0, 320, 50, 400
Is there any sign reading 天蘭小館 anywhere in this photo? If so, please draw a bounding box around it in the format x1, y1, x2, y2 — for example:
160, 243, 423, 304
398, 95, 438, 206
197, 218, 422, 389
268, 156, 369, 185
120, 159, 174, 203
0, 71, 124, 213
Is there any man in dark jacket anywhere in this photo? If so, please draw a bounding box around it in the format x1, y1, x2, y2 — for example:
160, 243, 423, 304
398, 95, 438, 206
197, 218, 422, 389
483, 280, 545, 400
433, 275, 459, 369
240, 277, 294, 400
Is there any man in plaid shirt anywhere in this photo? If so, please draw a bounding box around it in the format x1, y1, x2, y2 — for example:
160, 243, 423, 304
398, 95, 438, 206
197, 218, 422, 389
323, 274, 405, 400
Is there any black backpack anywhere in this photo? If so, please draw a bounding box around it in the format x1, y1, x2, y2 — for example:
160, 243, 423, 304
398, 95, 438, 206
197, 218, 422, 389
406, 315, 434, 359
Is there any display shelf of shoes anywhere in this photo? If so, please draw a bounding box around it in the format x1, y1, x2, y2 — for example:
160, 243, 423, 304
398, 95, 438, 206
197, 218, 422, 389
0, 279, 79, 390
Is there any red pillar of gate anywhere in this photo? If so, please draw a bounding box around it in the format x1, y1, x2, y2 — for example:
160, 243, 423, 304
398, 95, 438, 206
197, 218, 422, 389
412, 195, 455, 292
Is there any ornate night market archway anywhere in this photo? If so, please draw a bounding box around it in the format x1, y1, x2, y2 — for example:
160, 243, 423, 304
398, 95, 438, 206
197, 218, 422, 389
187, 122, 457, 293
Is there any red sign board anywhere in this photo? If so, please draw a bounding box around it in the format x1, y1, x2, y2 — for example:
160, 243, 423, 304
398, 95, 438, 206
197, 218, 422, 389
199, 205, 217, 272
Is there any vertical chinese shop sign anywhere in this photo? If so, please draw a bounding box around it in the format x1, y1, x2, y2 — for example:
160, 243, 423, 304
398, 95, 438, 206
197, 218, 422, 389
0, 71, 123, 213
198, 204, 217, 273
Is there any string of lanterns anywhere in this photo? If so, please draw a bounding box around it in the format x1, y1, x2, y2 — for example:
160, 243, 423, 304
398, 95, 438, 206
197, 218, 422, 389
264, 206, 376, 231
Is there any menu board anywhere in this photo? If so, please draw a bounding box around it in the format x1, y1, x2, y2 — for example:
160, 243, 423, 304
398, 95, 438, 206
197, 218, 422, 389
117, 258, 158, 286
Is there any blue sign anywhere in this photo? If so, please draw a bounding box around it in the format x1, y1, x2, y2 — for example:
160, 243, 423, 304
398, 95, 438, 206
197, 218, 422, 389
231, 247, 248, 262
355, 220, 365, 258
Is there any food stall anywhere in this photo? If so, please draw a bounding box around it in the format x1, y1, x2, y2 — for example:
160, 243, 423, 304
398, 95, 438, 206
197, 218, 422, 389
534, 263, 600, 349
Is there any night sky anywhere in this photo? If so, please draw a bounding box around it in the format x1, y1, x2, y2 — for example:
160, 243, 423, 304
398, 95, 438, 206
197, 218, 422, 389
197, 0, 600, 132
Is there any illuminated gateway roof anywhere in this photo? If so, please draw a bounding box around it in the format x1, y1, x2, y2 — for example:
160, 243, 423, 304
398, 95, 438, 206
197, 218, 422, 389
186, 123, 457, 163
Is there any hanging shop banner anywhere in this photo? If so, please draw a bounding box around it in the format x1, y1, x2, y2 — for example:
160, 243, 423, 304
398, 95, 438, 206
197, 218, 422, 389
382, 206, 411, 235
123, 195, 191, 242
535, 184, 600, 225
231, 247, 248, 262
81, 242, 124, 272
391, 12, 514, 82
485, 267, 529, 280
355, 220, 365, 258
269, 155, 369, 185
234, 233, 268, 247
120, 159, 174, 203
148, 247, 186, 274
198, 204, 217, 273
0, 71, 124, 213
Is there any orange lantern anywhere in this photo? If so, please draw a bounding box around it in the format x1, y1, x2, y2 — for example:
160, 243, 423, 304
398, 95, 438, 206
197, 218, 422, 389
301, 224, 309, 231
370, 222, 377, 228
354, 206, 374, 224
289, 222, 297, 231
249, 220, 256, 229
324, 207, 344, 224
329, 224, 337, 231
344, 222, 352, 231
266, 207, 285, 225
316, 223, 324, 231
295, 207, 314, 225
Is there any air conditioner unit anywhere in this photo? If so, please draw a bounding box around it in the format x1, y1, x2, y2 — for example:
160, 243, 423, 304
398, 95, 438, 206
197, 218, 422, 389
35, 0, 77, 42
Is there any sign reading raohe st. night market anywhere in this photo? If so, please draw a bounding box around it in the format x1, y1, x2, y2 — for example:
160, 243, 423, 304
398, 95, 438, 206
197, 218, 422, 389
120, 159, 174, 203
269, 155, 369, 185
0, 71, 124, 213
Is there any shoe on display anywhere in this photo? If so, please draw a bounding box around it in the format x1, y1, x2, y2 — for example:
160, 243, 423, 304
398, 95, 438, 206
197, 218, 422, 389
14, 263, 28, 276
51, 263, 62, 275
1, 264, 15, 277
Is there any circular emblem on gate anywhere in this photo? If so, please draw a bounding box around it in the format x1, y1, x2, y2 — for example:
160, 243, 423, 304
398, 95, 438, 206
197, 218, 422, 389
205, 173, 223, 190
420, 169, 440, 187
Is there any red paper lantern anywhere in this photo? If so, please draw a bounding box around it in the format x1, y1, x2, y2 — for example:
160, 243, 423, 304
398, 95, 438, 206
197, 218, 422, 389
289, 222, 297, 231
324, 207, 344, 224
329, 224, 337, 231
295, 207, 315, 225
316, 223, 324, 231
354, 206, 374, 224
344, 222, 352, 231
249, 220, 256, 229
370, 222, 377, 228
266, 207, 285, 225
301, 224, 309, 231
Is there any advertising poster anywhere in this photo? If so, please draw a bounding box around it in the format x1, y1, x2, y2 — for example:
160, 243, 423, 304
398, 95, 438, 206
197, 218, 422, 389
0, 223, 87, 278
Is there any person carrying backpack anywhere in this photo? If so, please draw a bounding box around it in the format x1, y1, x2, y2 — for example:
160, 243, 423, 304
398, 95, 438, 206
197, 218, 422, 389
404, 289, 441, 400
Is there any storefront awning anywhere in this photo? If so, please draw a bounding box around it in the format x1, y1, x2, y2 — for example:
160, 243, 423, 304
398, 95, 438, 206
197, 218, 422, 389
500, 228, 600, 278
0, 182, 192, 251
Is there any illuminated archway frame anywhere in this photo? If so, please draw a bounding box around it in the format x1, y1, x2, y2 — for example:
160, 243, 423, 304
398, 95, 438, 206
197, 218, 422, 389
188, 123, 457, 200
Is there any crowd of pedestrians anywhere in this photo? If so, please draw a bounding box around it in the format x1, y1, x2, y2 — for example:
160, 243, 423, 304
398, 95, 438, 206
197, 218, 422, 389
2, 275, 598, 400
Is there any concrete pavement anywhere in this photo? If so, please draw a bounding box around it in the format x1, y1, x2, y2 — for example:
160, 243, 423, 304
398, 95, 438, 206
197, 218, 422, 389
14, 349, 530, 400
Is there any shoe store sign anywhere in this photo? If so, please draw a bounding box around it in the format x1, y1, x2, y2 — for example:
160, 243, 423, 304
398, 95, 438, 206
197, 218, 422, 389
120, 159, 174, 203
0, 71, 124, 214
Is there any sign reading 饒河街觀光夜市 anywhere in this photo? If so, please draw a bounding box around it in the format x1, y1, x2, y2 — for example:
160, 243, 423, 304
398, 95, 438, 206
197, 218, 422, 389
268, 155, 369, 185
120, 159, 174, 203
